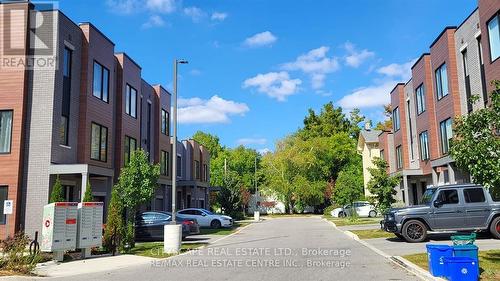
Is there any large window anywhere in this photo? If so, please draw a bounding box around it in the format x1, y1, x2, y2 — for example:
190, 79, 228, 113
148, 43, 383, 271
392, 107, 400, 132
160, 150, 169, 176
177, 155, 182, 177
396, 145, 403, 170
61, 47, 72, 146
0, 110, 13, 153
124, 136, 137, 165
435, 63, 449, 100
488, 13, 500, 61
92, 61, 109, 102
125, 84, 137, 118
462, 49, 473, 113
415, 84, 426, 114
419, 131, 430, 160
0, 186, 7, 224
161, 109, 169, 135
194, 160, 200, 179
90, 122, 107, 162
439, 118, 453, 154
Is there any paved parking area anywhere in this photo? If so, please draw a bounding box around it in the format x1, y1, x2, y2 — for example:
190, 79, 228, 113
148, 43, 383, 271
362, 233, 500, 256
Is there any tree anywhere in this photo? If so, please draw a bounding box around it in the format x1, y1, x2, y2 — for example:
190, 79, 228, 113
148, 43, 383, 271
451, 81, 500, 195
375, 104, 392, 131
367, 158, 400, 213
49, 176, 65, 203
217, 171, 244, 219
115, 149, 160, 247
333, 163, 364, 207
349, 108, 366, 139
82, 179, 93, 202
192, 131, 224, 159
298, 102, 351, 139
103, 188, 123, 256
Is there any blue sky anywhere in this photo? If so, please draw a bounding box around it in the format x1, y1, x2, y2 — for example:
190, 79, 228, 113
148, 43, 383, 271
59, 0, 476, 153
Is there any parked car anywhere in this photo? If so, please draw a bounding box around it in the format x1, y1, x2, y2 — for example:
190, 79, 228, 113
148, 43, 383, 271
135, 211, 200, 241
380, 184, 500, 243
177, 208, 233, 228
331, 201, 377, 218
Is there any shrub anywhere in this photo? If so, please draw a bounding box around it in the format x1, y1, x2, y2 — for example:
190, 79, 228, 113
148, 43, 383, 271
49, 176, 65, 203
103, 188, 123, 256
0, 232, 41, 274
82, 179, 93, 202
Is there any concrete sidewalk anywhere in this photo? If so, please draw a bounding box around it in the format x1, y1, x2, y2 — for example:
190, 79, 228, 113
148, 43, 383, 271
33, 255, 156, 278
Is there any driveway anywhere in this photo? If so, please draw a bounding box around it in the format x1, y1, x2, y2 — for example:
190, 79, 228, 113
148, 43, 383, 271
363, 232, 500, 256
12, 217, 419, 281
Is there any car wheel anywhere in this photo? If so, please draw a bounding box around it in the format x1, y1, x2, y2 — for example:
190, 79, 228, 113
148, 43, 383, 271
489, 216, 500, 239
368, 210, 377, 218
339, 211, 346, 218
211, 219, 222, 229
402, 220, 428, 243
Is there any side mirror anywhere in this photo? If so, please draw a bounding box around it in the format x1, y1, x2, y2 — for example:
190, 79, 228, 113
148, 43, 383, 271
201, 213, 207, 216
433, 200, 442, 208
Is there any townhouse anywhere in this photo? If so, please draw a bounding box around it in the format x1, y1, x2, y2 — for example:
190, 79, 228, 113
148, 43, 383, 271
0, 2, 210, 237
373, 0, 500, 206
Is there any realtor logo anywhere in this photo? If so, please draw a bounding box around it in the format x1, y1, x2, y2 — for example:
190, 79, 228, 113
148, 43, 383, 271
1, 1, 58, 70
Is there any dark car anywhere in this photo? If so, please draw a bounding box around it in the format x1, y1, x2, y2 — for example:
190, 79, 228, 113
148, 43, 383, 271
381, 184, 500, 242
135, 211, 200, 241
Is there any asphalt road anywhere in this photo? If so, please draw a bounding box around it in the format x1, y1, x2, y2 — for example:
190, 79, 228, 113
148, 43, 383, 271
22, 217, 420, 281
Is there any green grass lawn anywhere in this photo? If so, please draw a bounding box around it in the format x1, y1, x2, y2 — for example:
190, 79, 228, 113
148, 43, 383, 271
198, 222, 249, 235
404, 250, 500, 281
350, 229, 396, 239
326, 217, 381, 227
130, 242, 207, 258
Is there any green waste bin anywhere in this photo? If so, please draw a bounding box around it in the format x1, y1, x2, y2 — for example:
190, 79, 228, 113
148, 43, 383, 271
451, 233, 476, 246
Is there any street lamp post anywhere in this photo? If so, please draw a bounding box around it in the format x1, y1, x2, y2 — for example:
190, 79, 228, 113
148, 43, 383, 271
164, 59, 188, 254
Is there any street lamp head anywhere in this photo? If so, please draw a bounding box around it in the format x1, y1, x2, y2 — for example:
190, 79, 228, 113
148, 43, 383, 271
177, 59, 189, 64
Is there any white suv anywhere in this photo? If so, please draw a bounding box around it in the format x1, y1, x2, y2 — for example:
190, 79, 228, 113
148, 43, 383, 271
177, 208, 233, 228
331, 201, 377, 218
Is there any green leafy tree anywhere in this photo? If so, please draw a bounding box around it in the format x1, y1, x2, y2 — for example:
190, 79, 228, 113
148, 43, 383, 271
217, 171, 244, 219
333, 163, 364, 207
298, 102, 351, 139
116, 149, 160, 247
367, 158, 400, 213
349, 108, 366, 139
451, 81, 500, 195
49, 176, 65, 203
82, 179, 93, 202
103, 188, 123, 256
192, 131, 224, 159
375, 104, 393, 131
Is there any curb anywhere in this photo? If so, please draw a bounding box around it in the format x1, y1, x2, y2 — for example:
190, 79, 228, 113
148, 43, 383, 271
323, 218, 439, 281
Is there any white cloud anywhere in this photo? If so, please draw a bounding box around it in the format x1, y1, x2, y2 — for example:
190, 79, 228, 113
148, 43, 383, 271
243, 31, 277, 47
257, 148, 272, 155
107, 0, 177, 14
211, 12, 228, 21
243, 71, 302, 101
237, 138, 267, 145
142, 15, 166, 28
377, 58, 417, 80
189, 69, 202, 76
178, 95, 249, 124
145, 0, 177, 13
344, 42, 375, 68
337, 80, 397, 109
281, 46, 340, 89
183, 6, 206, 22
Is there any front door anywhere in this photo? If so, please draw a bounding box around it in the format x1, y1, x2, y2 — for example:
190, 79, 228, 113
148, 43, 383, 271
431, 189, 465, 230
463, 187, 491, 228
411, 183, 418, 206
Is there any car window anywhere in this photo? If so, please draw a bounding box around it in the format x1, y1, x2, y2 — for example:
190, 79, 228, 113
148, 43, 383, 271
141, 213, 155, 221
489, 189, 500, 202
178, 210, 188, 215
464, 188, 486, 203
194, 210, 204, 216
156, 213, 171, 221
420, 188, 437, 205
437, 189, 459, 205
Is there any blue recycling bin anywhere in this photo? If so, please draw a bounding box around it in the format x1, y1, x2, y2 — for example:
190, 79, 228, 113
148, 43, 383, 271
426, 244, 453, 277
453, 244, 479, 276
443, 256, 479, 281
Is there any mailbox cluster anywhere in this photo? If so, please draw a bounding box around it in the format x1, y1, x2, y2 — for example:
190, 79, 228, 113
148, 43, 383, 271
41, 202, 103, 253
